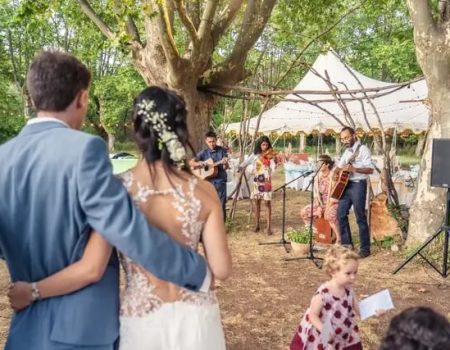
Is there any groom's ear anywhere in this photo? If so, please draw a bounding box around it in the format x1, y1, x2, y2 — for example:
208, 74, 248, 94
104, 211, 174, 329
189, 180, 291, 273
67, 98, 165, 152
75, 89, 89, 110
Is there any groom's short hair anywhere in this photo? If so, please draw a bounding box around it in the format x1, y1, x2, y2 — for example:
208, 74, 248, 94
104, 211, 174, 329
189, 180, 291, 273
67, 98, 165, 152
26, 51, 91, 112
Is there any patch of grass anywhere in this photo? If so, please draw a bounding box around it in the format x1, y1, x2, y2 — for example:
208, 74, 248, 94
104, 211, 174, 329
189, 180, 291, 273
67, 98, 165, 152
380, 236, 395, 249
398, 154, 420, 168
114, 141, 138, 154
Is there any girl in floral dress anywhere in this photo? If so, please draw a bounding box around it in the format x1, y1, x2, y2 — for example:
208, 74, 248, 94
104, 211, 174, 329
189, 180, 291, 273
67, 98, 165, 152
301, 154, 341, 243
290, 245, 363, 350
238, 136, 277, 234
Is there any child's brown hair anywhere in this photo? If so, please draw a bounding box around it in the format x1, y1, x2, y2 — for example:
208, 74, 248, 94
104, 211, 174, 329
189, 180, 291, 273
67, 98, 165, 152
323, 245, 359, 276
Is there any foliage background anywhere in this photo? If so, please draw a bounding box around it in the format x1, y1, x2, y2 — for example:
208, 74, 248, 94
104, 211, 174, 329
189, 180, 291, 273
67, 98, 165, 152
0, 0, 422, 154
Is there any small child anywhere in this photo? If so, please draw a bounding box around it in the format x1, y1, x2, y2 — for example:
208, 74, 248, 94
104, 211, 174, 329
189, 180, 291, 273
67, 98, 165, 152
290, 245, 363, 350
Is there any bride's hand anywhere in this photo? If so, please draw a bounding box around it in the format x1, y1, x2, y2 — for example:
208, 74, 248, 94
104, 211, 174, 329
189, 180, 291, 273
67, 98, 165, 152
8, 281, 33, 311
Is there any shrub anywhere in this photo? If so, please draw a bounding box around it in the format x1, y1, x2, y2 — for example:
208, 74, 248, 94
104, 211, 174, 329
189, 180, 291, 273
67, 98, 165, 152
287, 226, 310, 244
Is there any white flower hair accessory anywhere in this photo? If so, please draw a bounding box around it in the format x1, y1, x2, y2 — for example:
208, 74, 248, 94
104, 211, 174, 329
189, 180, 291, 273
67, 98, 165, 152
137, 99, 187, 167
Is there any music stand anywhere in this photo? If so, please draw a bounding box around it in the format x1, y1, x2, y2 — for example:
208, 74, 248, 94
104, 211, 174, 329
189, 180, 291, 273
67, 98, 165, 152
283, 162, 325, 268
259, 169, 314, 251
393, 188, 450, 277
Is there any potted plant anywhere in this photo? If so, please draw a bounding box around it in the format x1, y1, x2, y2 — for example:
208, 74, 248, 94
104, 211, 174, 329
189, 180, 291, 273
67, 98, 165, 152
287, 226, 311, 255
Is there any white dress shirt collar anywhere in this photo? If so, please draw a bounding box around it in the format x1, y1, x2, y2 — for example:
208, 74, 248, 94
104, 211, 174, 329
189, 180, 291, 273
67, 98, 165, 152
27, 117, 69, 128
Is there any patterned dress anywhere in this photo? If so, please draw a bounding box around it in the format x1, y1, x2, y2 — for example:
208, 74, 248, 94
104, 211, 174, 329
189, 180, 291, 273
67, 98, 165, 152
118, 171, 226, 350
290, 284, 362, 350
301, 171, 338, 226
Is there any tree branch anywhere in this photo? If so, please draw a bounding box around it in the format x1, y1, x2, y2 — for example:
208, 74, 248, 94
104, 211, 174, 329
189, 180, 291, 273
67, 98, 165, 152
152, 0, 180, 65
198, 0, 219, 40
186, 0, 201, 28
200, 78, 419, 97
438, 0, 450, 22
76, 0, 116, 40
125, 16, 143, 47
211, 0, 244, 42
206, 0, 276, 86
294, 93, 345, 128
174, 0, 199, 47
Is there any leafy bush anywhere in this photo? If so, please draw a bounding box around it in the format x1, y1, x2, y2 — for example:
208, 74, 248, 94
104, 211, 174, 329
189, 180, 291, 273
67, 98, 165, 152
380, 235, 395, 248
287, 226, 310, 244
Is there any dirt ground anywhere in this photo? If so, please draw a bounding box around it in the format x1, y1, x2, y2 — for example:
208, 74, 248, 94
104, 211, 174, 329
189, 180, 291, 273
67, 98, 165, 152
0, 173, 450, 349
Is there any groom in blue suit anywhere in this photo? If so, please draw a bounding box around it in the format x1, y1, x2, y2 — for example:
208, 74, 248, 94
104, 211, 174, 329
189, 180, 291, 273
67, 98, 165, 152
0, 51, 211, 349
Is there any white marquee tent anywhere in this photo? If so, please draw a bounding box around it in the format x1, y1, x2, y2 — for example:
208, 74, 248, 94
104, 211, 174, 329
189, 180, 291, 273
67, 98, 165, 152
224, 50, 429, 135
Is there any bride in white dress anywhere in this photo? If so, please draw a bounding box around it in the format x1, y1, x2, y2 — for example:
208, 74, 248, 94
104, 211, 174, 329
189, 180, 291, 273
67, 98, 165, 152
8, 86, 232, 350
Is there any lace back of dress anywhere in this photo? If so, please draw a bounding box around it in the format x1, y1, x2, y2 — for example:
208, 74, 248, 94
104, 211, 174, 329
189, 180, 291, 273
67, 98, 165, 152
118, 171, 217, 317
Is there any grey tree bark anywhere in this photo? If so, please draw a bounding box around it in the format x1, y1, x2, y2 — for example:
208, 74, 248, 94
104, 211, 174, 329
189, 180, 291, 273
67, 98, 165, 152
406, 0, 450, 243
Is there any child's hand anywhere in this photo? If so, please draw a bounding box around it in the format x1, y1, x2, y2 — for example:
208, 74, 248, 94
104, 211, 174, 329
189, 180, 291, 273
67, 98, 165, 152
375, 308, 387, 317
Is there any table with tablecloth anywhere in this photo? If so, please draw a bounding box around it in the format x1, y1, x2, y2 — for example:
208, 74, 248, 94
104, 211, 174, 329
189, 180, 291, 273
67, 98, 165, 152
284, 162, 315, 191
226, 157, 250, 199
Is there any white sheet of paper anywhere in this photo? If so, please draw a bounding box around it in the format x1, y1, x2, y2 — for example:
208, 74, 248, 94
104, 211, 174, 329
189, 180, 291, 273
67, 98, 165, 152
321, 315, 332, 343
359, 289, 394, 320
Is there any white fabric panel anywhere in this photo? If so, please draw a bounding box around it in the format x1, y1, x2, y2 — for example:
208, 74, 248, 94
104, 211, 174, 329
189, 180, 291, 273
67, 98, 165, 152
225, 50, 429, 135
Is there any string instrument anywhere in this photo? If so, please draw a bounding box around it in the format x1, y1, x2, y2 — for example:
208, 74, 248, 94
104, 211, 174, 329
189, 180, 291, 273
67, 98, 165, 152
314, 174, 335, 244
192, 158, 227, 180
261, 149, 277, 160
330, 144, 361, 200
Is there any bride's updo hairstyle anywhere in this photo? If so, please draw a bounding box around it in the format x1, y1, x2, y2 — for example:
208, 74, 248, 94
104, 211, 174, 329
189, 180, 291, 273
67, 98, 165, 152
132, 86, 193, 178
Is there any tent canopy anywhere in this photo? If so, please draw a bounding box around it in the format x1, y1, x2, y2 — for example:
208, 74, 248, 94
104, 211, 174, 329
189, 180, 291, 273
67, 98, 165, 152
225, 50, 429, 135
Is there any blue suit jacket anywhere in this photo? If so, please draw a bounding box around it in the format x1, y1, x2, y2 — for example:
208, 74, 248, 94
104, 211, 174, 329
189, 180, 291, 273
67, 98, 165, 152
0, 122, 207, 349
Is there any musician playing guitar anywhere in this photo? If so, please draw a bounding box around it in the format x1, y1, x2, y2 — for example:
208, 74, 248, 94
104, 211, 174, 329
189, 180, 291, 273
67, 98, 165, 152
190, 131, 229, 220
336, 126, 374, 258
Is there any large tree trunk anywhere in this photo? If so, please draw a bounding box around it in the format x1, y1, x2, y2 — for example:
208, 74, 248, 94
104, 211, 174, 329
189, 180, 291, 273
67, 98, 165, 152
107, 132, 116, 152
406, 0, 450, 244
133, 58, 216, 152
407, 90, 450, 243
181, 87, 217, 152
76, 0, 277, 155
415, 133, 425, 156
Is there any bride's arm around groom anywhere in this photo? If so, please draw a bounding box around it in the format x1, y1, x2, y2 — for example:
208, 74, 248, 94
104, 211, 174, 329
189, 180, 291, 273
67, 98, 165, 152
0, 51, 211, 350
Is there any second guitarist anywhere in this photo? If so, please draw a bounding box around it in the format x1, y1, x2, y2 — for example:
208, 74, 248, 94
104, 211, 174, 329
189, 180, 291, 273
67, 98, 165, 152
191, 131, 229, 221
337, 126, 374, 258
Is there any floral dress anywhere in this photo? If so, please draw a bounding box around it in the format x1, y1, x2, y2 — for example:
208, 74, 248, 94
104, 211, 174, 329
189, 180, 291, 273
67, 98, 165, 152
240, 153, 276, 201
301, 171, 338, 226
290, 284, 362, 350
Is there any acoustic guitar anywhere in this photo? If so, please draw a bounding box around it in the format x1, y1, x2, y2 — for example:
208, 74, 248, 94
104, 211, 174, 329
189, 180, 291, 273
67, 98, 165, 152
192, 158, 227, 180
330, 144, 361, 200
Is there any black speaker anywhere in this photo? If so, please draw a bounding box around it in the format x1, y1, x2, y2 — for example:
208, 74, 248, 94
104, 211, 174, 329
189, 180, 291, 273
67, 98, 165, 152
431, 138, 450, 188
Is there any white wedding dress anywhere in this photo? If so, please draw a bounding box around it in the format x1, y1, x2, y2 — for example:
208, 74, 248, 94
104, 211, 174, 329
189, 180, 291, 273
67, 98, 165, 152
118, 171, 226, 350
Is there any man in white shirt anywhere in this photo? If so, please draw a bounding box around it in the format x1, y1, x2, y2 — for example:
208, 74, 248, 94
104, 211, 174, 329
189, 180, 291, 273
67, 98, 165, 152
336, 126, 374, 257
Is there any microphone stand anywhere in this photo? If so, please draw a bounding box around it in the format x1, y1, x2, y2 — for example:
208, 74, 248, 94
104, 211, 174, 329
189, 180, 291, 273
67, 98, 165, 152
259, 169, 314, 252
283, 162, 325, 268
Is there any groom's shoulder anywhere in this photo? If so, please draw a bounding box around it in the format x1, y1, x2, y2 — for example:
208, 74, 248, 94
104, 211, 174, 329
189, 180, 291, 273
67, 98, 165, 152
55, 128, 106, 149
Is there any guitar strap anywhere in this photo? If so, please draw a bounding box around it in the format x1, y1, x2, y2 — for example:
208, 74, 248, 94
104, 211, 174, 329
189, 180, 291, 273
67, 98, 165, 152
347, 143, 362, 165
